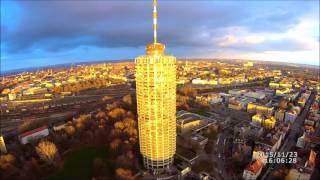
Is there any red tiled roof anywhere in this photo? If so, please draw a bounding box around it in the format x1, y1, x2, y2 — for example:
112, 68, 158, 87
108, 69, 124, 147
19, 126, 48, 138
246, 160, 263, 174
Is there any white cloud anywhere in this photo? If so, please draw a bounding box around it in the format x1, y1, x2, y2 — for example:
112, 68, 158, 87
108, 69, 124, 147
243, 35, 265, 44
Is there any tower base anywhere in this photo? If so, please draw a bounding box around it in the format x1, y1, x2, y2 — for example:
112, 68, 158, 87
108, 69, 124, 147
143, 156, 173, 174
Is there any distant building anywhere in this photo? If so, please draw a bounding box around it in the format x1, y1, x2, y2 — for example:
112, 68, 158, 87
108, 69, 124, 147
285, 149, 316, 180
234, 123, 264, 139
177, 79, 189, 84
296, 132, 306, 148
207, 93, 223, 104
199, 171, 213, 180
279, 83, 292, 88
275, 109, 286, 121
272, 70, 282, 76
243, 160, 263, 180
269, 130, 284, 152
177, 118, 202, 134
298, 92, 311, 107
192, 78, 207, 85
247, 103, 273, 116
252, 143, 272, 164
176, 162, 191, 177
244, 91, 266, 100
61, 91, 72, 96
252, 114, 264, 127
285, 110, 298, 124
251, 114, 276, 129
192, 78, 218, 85
243, 62, 254, 67
196, 93, 223, 104
53, 122, 67, 131
228, 89, 247, 96
285, 167, 312, 180
304, 134, 320, 149
269, 82, 280, 89
228, 96, 254, 111
175, 146, 199, 165
8, 93, 16, 101
263, 116, 276, 129
0, 135, 7, 154
190, 134, 208, 148
276, 88, 292, 96
305, 112, 320, 128
18, 126, 49, 144
176, 111, 214, 135
216, 93, 230, 103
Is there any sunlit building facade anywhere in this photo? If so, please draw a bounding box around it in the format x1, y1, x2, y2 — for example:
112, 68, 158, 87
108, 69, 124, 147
135, 0, 176, 172
0, 135, 7, 154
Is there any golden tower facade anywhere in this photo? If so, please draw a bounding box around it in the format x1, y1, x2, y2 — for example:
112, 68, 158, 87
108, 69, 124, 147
135, 0, 176, 171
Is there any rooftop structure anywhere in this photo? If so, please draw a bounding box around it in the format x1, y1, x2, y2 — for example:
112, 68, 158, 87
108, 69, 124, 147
176, 110, 215, 134
175, 146, 199, 165
18, 126, 49, 145
244, 91, 266, 100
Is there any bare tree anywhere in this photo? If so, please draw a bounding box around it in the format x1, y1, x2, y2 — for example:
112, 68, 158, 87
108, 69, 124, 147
115, 168, 134, 180
122, 94, 133, 106
0, 154, 16, 170
108, 108, 126, 120
36, 141, 59, 164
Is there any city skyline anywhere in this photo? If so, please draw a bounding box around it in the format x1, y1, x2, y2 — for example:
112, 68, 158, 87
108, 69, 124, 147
1, 0, 319, 71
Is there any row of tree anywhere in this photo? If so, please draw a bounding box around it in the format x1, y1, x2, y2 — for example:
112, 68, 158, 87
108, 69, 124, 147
0, 93, 139, 180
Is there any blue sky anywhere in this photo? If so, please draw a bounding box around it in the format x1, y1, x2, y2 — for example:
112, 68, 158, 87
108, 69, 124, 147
1, 0, 319, 72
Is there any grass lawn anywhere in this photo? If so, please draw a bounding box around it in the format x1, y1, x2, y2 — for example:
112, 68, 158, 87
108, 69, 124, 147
49, 146, 111, 180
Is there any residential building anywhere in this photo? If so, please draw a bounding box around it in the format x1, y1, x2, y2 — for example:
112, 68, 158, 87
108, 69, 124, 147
275, 109, 286, 121
247, 103, 274, 116
243, 160, 263, 180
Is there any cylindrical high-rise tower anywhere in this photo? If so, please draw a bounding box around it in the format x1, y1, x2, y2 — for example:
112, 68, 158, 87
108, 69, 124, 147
135, 0, 176, 172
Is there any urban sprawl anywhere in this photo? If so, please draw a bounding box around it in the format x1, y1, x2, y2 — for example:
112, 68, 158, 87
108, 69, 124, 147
0, 60, 319, 180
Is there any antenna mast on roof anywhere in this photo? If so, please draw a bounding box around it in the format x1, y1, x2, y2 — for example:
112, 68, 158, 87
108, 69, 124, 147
153, 0, 157, 44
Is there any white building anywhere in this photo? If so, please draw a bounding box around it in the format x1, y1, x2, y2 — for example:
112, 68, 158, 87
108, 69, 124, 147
296, 133, 306, 149
192, 78, 207, 85
192, 78, 218, 85
207, 94, 223, 104
244, 91, 266, 100
18, 126, 49, 144
228, 89, 247, 96
53, 122, 67, 131
285, 111, 298, 124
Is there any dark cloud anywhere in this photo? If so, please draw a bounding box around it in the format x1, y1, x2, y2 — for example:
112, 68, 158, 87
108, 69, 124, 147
0, 0, 317, 55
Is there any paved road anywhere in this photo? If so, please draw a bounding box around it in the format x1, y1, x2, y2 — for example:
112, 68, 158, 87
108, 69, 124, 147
260, 92, 315, 180
213, 129, 236, 180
